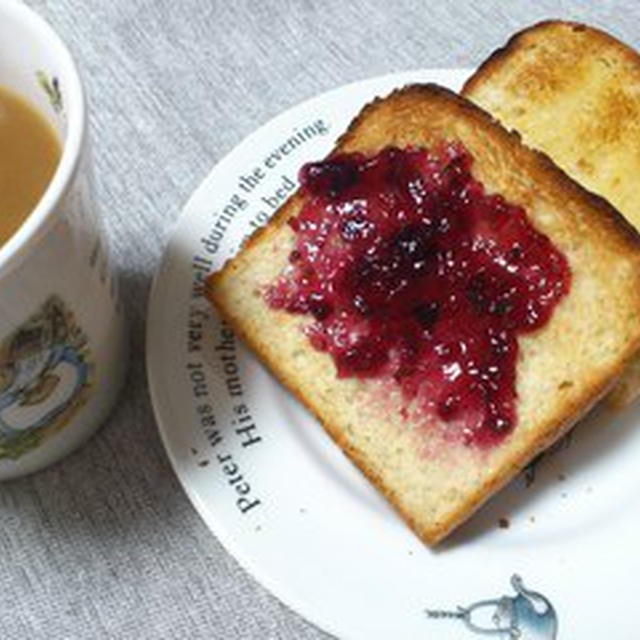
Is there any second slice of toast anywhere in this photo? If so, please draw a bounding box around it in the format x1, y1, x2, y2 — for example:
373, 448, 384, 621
462, 20, 640, 406
207, 84, 640, 545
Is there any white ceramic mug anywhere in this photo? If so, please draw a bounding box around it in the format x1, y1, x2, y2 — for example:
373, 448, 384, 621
0, 0, 128, 479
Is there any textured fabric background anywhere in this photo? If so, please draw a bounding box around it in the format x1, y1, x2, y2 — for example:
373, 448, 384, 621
2, 1, 637, 638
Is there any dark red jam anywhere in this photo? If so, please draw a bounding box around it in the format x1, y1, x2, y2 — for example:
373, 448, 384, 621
265, 143, 571, 446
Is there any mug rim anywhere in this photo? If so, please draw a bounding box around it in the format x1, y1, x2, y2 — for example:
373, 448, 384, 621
0, 0, 86, 277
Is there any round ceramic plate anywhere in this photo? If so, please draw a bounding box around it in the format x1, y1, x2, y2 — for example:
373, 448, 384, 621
147, 69, 640, 639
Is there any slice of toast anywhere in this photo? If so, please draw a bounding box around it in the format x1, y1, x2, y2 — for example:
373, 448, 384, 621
206, 84, 640, 545
462, 20, 640, 406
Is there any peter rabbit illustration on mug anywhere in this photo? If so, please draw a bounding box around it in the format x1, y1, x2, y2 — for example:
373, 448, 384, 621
0, 297, 92, 460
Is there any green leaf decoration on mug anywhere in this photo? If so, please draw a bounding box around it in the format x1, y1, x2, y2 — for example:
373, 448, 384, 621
36, 70, 63, 113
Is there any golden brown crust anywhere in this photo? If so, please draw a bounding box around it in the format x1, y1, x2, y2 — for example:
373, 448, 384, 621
462, 20, 640, 96
206, 83, 640, 545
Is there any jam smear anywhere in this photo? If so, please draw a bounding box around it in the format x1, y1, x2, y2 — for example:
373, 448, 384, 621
265, 143, 570, 447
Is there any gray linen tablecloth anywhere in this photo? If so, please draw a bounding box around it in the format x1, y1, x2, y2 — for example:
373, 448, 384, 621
3, 1, 637, 638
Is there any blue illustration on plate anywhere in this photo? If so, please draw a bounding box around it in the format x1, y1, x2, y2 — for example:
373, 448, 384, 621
0, 296, 92, 459
426, 574, 557, 639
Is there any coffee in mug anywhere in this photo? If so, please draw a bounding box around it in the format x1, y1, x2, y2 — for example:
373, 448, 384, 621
0, 85, 61, 247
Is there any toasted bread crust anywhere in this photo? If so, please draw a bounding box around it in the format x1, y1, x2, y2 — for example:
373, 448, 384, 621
207, 84, 640, 544
463, 20, 640, 97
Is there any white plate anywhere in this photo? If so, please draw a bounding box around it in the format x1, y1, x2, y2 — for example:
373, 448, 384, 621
147, 69, 640, 639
